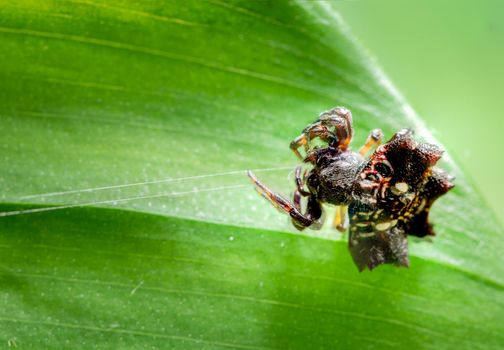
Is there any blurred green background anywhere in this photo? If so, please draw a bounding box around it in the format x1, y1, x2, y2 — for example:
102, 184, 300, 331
337, 0, 504, 225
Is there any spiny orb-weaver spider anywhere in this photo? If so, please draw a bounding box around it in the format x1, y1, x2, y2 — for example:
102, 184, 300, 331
248, 107, 454, 271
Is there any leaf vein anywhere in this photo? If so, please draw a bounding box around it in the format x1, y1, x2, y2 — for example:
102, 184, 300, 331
0, 316, 276, 350
2, 271, 445, 338
0, 26, 332, 100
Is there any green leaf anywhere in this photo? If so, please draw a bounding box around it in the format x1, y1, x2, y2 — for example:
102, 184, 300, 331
0, 1, 502, 349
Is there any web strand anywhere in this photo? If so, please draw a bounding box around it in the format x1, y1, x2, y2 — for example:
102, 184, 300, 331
20, 166, 294, 200
0, 184, 247, 218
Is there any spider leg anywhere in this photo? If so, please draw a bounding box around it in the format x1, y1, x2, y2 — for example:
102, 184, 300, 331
318, 107, 353, 150
289, 134, 309, 160
333, 205, 348, 232
292, 167, 324, 230
302, 195, 324, 230
290, 189, 306, 230
293, 189, 302, 210
291, 189, 325, 230
289, 123, 331, 160
294, 166, 310, 196
290, 107, 354, 159
359, 128, 383, 156
247, 171, 322, 230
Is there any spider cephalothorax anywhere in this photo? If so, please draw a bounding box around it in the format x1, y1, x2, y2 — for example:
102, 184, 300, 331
248, 107, 454, 271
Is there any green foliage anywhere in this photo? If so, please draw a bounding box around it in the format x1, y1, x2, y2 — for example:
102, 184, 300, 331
0, 1, 502, 348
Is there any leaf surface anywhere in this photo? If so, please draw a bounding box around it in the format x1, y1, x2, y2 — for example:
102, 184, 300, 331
0, 1, 502, 348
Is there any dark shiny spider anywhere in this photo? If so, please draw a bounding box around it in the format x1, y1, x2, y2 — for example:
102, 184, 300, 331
248, 107, 454, 271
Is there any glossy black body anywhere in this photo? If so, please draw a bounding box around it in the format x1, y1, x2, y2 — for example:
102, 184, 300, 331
249, 107, 454, 271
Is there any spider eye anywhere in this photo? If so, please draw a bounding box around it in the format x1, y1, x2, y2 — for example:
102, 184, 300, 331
375, 161, 393, 177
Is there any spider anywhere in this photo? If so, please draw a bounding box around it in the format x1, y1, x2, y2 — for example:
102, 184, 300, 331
248, 107, 454, 271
